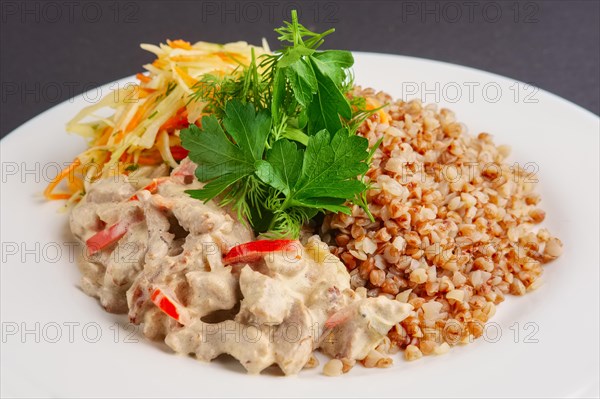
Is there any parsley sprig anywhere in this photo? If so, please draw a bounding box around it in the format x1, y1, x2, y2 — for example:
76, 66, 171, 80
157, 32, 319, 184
181, 11, 378, 238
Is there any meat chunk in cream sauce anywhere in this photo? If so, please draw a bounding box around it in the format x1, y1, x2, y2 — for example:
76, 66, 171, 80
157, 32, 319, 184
70, 158, 412, 375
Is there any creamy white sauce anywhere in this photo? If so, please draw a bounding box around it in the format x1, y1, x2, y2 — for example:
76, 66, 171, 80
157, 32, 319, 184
70, 158, 412, 375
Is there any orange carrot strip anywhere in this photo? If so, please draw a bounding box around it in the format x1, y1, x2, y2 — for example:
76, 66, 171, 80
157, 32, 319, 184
67, 176, 84, 194
214, 51, 243, 63
137, 88, 156, 99
95, 127, 113, 146
167, 39, 192, 50
44, 159, 81, 200
136, 73, 151, 83
170, 56, 197, 62
152, 59, 167, 69
365, 98, 389, 125
137, 151, 162, 165
46, 193, 73, 200
174, 66, 197, 87
113, 130, 125, 144
119, 152, 134, 163
125, 100, 153, 133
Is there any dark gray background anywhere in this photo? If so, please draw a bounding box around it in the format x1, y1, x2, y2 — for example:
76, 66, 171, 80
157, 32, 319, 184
1, 0, 599, 139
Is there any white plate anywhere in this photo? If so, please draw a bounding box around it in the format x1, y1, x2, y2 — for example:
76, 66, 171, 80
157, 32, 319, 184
1, 53, 599, 398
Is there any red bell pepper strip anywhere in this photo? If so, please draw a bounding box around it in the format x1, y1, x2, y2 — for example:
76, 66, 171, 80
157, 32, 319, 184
169, 145, 189, 161
86, 220, 130, 256
160, 109, 189, 132
223, 239, 299, 265
150, 287, 190, 325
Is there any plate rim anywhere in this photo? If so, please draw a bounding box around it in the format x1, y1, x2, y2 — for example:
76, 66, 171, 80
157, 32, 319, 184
1, 52, 599, 398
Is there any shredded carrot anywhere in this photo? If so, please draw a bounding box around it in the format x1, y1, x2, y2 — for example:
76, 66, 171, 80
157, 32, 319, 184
136, 73, 151, 83
125, 114, 141, 133
46, 192, 73, 200
138, 88, 156, 99
174, 66, 198, 87
119, 152, 134, 163
215, 51, 243, 63
51, 39, 265, 203
366, 98, 389, 125
378, 109, 389, 124
136, 149, 163, 165
125, 100, 153, 133
67, 175, 84, 194
113, 130, 125, 144
44, 159, 82, 200
167, 39, 192, 50
95, 127, 113, 146
138, 155, 162, 165
152, 59, 167, 68
170, 56, 197, 62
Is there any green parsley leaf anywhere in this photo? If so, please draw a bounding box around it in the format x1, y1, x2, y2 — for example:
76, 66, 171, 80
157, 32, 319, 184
306, 63, 352, 134
256, 130, 370, 218
293, 129, 368, 202
187, 172, 248, 203
311, 50, 354, 86
278, 46, 315, 68
255, 139, 303, 196
285, 58, 317, 108
222, 100, 271, 161
180, 100, 270, 202
182, 10, 376, 238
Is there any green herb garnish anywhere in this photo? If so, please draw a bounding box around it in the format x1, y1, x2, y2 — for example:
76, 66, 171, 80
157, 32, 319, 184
181, 11, 377, 238
125, 164, 140, 172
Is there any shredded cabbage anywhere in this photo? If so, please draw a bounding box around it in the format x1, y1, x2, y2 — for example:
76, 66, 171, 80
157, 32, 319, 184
46, 39, 269, 203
